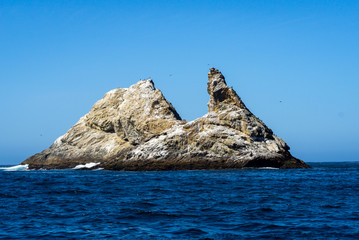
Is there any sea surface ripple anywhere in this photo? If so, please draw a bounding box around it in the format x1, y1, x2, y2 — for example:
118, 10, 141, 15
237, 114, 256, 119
0, 162, 358, 239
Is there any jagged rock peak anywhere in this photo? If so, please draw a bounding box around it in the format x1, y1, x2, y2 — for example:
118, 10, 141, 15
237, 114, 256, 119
207, 68, 246, 112
134, 78, 155, 91
208, 67, 226, 82
85, 78, 181, 145
206, 68, 273, 140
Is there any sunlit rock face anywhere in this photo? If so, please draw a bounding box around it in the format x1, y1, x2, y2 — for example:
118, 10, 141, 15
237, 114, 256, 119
23, 68, 310, 170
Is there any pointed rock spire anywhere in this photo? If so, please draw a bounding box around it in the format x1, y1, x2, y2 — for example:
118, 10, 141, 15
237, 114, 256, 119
207, 68, 247, 112
207, 68, 273, 140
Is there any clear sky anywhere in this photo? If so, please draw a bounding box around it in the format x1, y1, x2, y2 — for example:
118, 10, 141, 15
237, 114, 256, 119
1, 0, 358, 164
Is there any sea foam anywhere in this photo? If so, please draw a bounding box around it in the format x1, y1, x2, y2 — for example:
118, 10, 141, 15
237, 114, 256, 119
0, 164, 29, 171
73, 162, 101, 170
258, 167, 279, 170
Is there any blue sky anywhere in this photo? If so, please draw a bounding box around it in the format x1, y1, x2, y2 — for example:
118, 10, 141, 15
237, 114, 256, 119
1, 0, 358, 164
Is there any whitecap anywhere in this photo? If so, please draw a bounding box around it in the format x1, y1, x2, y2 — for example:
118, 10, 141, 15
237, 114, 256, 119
73, 162, 101, 170
93, 168, 104, 171
0, 164, 29, 171
258, 167, 279, 170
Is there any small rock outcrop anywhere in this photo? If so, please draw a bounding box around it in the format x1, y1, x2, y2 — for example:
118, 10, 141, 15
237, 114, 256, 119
23, 68, 310, 170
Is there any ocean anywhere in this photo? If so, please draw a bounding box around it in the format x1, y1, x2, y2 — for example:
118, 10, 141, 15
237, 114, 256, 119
0, 162, 358, 239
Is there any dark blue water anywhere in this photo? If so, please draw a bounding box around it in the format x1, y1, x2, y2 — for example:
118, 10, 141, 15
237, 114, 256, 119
0, 162, 358, 239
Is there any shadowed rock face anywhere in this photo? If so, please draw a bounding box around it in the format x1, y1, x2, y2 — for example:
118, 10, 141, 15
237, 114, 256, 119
23, 68, 310, 170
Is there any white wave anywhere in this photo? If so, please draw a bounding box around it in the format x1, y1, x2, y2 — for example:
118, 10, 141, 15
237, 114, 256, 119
73, 162, 101, 170
258, 167, 279, 170
0, 164, 29, 171
93, 168, 104, 171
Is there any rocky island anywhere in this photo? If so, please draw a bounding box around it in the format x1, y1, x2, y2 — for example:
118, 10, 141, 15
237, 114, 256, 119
23, 68, 310, 170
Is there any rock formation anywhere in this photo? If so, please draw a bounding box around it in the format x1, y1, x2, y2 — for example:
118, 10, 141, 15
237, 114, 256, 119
23, 68, 310, 170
